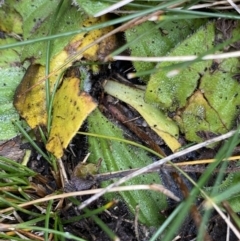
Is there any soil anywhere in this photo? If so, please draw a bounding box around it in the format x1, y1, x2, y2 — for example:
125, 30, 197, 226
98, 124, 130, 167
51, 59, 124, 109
1, 20, 240, 241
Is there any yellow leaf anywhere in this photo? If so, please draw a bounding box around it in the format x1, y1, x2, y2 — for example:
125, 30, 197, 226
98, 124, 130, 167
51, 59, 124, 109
14, 64, 48, 127
14, 16, 116, 128
46, 77, 97, 158
104, 80, 181, 152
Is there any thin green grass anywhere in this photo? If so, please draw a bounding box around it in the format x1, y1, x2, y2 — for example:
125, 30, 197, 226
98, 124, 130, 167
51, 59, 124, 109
151, 129, 240, 240
78, 131, 164, 158
2, 0, 240, 240
67, 197, 119, 240
63, 198, 116, 224
0, 226, 87, 241
13, 121, 51, 163
45, 200, 54, 240
0, 1, 183, 51
45, 0, 65, 135
0, 156, 87, 240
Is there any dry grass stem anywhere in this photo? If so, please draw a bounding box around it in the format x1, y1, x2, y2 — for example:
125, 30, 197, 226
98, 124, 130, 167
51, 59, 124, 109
113, 51, 240, 63
77, 130, 238, 210
0, 184, 176, 214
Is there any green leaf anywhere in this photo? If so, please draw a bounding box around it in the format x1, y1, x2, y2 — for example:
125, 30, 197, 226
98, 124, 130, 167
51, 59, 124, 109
145, 22, 215, 110
75, 0, 158, 16
0, 1, 23, 34
0, 67, 26, 140
73, 0, 112, 16
0, 37, 21, 68
125, 18, 207, 82
146, 21, 240, 143
13, 0, 87, 64
87, 109, 168, 226
0, 36, 27, 140
104, 80, 180, 152
14, 0, 60, 38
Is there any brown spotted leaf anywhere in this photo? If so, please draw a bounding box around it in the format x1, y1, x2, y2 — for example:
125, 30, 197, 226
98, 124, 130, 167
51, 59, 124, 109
46, 77, 97, 158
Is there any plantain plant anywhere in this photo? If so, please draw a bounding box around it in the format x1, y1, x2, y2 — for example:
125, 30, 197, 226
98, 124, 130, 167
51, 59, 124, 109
1, 0, 240, 240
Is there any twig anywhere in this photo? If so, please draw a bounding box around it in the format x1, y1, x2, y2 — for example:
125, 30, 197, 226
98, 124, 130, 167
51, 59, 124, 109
94, 0, 134, 17
226, 0, 240, 13
134, 205, 140, 241
208, 200, 240, 239
0, 184, 179, 214
113, 51, 240, 63
57, 158, 68, 186
92, 158, 240, 182
77, 130, 238, 210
